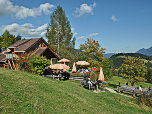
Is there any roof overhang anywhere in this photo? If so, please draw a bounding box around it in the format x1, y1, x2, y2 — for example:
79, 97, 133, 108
14, 51, 25, 52
0, 61, 5, 62
8, 47, 16, 48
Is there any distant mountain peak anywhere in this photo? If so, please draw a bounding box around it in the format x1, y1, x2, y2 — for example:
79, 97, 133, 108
136, 46, 152, 56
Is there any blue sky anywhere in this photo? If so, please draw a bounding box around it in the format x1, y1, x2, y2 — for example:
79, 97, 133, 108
0, 0, 152, 53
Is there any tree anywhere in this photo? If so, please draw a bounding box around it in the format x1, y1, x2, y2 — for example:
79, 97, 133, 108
0, 36, 2, 51
1, 30, 14, 48
102, 58, 114, 80
78, 38, 106, 68
0, 30, 22, 49
58, 47, 79, 67
119, 57, 147, 86
46, 5, 76, 54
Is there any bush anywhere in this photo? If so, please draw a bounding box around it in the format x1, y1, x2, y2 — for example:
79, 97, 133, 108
138, 92, 152, 107
16, 53, 33, 72
16, 54, 50, 75
30, 55, 50, 75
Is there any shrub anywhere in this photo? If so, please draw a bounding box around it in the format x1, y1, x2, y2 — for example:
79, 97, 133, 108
30, 55, 50, 75
138, 92, 152, 107
16, 54, 50, 75
16, 53, 33, 72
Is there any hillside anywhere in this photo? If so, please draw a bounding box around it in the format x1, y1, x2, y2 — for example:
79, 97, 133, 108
0, 68, 151, 113
136, 46, 152, 56
110, 53, 152, 69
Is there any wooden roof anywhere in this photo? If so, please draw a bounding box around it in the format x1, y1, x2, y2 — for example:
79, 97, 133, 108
1, 37, 60, 61
0, 53, 6, 61
31, 47, 47, 55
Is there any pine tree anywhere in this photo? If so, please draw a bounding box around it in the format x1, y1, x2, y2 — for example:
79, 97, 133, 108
46, 5, 76, 54
1, 30, 13, 48
0, 30, 22, 49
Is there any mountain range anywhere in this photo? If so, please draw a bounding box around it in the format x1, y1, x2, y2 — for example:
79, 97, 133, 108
135, 46, 152, 56
104, 46, 152, 58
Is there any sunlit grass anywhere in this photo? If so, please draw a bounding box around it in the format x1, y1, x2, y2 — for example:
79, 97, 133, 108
0, 68, 152, 113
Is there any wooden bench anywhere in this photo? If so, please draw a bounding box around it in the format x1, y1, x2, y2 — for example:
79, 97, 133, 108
117, 85, 147, 96
80, 81, 96, 91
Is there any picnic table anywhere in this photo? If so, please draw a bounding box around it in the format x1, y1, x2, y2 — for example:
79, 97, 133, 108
117, 85, 148, 96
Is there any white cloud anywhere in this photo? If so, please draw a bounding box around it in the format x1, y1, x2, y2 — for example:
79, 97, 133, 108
77, 33, 99, 40
0, 0, 55, 19
73, 2, 96, 17
0, 23, 48, 37
71, 28, 78, 36
0, 0, 20, 17
111, 15, 118, 21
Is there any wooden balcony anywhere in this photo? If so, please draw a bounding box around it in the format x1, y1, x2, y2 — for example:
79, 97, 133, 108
6, 54, 16, 60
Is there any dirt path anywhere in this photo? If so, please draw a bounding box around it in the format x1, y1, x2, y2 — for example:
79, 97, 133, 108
94, 87, 136, 99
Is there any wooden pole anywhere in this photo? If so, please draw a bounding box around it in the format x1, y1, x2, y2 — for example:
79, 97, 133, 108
8, 60, 13, 70
12, 59, 16, 70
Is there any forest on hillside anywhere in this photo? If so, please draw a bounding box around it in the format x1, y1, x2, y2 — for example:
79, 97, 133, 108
110, 53, 152, 83
110, 53, 152, 69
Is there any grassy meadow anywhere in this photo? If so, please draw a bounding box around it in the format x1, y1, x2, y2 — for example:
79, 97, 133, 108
107, 76, 152, 89
0, 67, 152, 113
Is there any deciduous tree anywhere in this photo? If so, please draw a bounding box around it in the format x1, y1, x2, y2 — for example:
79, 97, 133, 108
119, 57, 147, 86
78, 38, 106, 68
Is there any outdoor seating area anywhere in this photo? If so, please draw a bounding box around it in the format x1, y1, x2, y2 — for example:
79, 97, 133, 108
44, 58, 108, 93
80, 80, 107, 92
45, 58, 92, 80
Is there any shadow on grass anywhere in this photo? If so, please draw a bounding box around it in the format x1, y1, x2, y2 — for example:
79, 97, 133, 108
108, 83, 119, 89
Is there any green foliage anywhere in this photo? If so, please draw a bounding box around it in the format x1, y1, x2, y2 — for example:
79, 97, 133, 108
30, 55, 50, 75
58, 47, 79, 67
0, 30, 21, 49
16, 53, 33, 72
145, 68, 152, 84
102, 58, 114, 81
111, 53, 152, 69
138, 93, 152, 107
46, 5, 76, 54
16, 54, 50, 75
119, 57, 147, 86
78, 38, 106, 68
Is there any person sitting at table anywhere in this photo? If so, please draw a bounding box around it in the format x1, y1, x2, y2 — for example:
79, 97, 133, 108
87, 78, 95, 90
139, 85, 143, 91
58, 72, 62, 80
149, 87, 152, 92
86, 77, 89, 83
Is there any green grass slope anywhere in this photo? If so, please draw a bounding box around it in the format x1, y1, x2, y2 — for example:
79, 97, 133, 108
0, 68, 152, 113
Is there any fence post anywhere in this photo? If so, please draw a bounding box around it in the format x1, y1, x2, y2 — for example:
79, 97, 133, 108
117, 86, 120, 93
89, 83, 90, 90
133, 89, 135, 97
96, 85, 98, 91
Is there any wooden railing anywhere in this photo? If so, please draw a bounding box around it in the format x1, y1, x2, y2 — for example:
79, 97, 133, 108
6, 54, 16, 60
